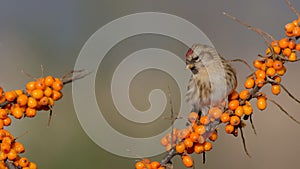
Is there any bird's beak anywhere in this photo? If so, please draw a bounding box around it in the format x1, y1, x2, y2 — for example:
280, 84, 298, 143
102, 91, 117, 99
186, 64, 194, 70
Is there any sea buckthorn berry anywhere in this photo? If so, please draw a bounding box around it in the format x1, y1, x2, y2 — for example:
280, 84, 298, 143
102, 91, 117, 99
135, 161, 145, 169
239, 90, 249, 100
35, 78, 46, 90
151, 161, 161, 169
199, 115, 210, 125
283, 47, 292, 57
271, 41, 278, 47
234, 106, 244, 117
271, 84, 281, 95
285, 22, 295, 33
273, 60, 283, 70
182, 155, 193, 168
25, 107, 36, 118
209, 131, 218, 142
12, 107, 24, 119
188, 112, 198, 123
276, 66, 287, 76
3, 117, 11, 126
194, 143, 204, 154
1, 142, 10, 154
26, 81, 36, 91
225, 124, 235, 134
255, 69, 266, 79
228, 99, 239, 110
230, 115, 241, 126
28, 162, 38, 169
141, 158, 151, 164
253, 60, 263, 69
293, 26, 300, 37
48, 97, 54, 107
273, 76, 281, 83
0, 109, 8, 119
289, 40, 296, 49
260, 63, 267, 71
257, 97, 267, 110
0, 151, 7, 161
265, 58, 273, 67
0, 87, 3, 95
176, 142, 186, 154
17, 94, 28, 107
244, 77, 255, 89
220, 113, 230, 123
160, 136, 168, 146
228, 90, 239, 100
194, 125, 206, 135
278, 38, 289, 49
31, 89, 44, 99
12, 142, 25, 154
273, 46, 281, 54
179, 128, 191, 139
0, 120, 3, 129
7, 149, 17, 161
27, 97, 37, 108
266, 67, 276, 77
296, 43, 300, 51
208, 107, 222, 119
0, 96, 5, 104
39, 96, 49, 106
44, 86, 53, 97
189, 132, 200, 142
45, 76, 55, 86
14, 90, 23, 96
184, 138, 194, 148
255, 78, 265, 88
288, 52, 297, 61
243, 102, 253, 116
18, 157, 29, 167
5, 91, 17, 102
52, 78, 64, 91
203, 141, 213, 151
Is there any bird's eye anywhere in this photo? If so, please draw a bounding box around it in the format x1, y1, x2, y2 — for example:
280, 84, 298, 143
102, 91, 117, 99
193, 56, 199, 61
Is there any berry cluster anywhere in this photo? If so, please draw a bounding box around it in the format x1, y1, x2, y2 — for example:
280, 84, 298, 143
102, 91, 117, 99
135, 158, 164, 169
134, 1, 300, 168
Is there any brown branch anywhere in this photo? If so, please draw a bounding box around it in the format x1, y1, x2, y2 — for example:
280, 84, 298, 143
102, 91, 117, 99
62, 69, 91, 85
285, 0, 300, 18
239, 126, 251, 158
227, 58, 254, 72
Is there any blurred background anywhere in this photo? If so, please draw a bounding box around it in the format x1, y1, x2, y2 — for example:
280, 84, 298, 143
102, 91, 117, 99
1, 0, 300, 169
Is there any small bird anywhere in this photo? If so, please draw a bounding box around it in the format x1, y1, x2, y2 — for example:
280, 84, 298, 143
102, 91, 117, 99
185, 44, 237, 118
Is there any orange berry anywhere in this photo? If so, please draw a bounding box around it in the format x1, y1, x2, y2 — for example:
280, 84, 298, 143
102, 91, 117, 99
25, 107, 36, 118
35, 78, 46, 90
188, 112, 198, 123
253, 60, 263, 69
260, 63, 267, 71
39, 96, 49, 106
141, 158, 151, 164
182, 155, 193, 168
48, 97, 54, 107
276, 66, 287, 76
288, 52, 297, 61
229, 90, 239, 100
17, 94, 28, 107
18, 157, 29, 167
0, 109, 8, 119
7, 149, 17, 161
220, 113, 230, 123
5, 91, 17, 102
228, 99, 239, 110
203, 141, 212, 151
0, 120, 3, 129
194, 143, 204, 154
208, 107, 222, 119
194, 125, 206, 135
135, 161, 145, 169
271, 84, 281, 95
285, 22, 295, 33
278, 38, 289, 49
189, 132, 200, 142
257, 96, 267, 110
273, 60, 283, 70
273, 46, 281, 54
151, 161, 161, 169
27, 97, 37, 108
266, 67, 276, 77
52, 78, 64, 91
234, 106, 244, 117
31, 89, 44, 99
12, 106, 24, 119
230, 115, 241, 126
3, 117, 11, 126
273, 75, 281, 83
265, 58, 274, 67
255, 78, 265, 88
288, 40, 296, 49
225, 124, 235, 134
243, 101, 253, 116
15, 89, 23, 96
255, 69, 266, 79
12, 142, 25, 154
28, 162, 38, 169
45, 76, 55, 86
209, 131, 218, 142
26, 81, 36, 91
239, 90, 249, 100
293, 26, 300, 37
244, 77, 255, 89
175, 142, 186, 154
1, 142, 11, 154
296, 43, 300, 51
52, 90, 63, 101
44, 86, 53, 97
199, 115, 210, 125
184, 138, 194, 148
0, 151, 7, 161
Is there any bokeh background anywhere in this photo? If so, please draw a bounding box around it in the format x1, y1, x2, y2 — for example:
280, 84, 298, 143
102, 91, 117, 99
1, 0, 300, 169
